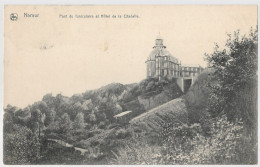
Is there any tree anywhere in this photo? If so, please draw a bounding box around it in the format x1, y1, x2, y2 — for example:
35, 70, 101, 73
42, 93, 55, 109
4, 104, 18, 118
31, 101, 48, 114
57, 113, 72, 133
71, 94, 84, 103
98, 102, 118, 121
15, 107, 30, 118
53, 93, 68, 116
73, 112, 85, 129
44, 109, 56, 127
205, 27, 257, 131
4, 112, 14, 133
86, 112, 96, 125
30, 109, 45, 137
70, 102, 84, 120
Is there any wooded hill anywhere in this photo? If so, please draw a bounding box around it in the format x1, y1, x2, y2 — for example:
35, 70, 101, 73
4, 75, 183, 164
3, 27, 257, 165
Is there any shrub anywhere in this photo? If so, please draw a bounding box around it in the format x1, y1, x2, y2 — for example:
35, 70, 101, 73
110, 115, 254, 165
4, 124, 41, 164
90, 140, 100, 147
109, 140, 161, 165
98, 121, 106, 129
205, 28, 257, 129
159, 115, 251, 164
146, 81, 155, 91
115, 128, 132, 139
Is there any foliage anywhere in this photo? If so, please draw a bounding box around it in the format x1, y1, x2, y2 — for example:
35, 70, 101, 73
110, 140, 161, 165
115, 128, 132, 139
158, 115, 246, 164
98, 121, 106, 129
57, 113, 72, 133
146, 80, 155, 91
6, 30, 258, 165
73, 112, 85, 129
110, 115, 255, 165
15, 107, 31, 118
86, 112, 97, 124
4, 112, 14, 133
4, 104, 18, 116
205, 28, 258, 127
70, 102, 85, 120
4, 124, 41, 164
30, 109, 45, 136
98, 102, 119, 121
44, 109, 56, 127
122, 78, 181, 101
42, 93, 56, 109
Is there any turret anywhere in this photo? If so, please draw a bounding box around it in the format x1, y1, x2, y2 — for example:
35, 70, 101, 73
153, 33, 166, 49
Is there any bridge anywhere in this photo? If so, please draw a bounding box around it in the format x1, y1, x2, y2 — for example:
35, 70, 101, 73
176, 76, 196, 93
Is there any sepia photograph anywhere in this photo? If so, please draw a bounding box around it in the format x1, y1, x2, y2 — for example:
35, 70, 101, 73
3, 5, 258, 165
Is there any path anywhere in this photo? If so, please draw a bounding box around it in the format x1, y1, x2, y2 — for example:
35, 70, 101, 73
47, 138, 88, 155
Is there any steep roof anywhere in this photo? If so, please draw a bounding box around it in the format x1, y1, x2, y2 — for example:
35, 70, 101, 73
147, 37, 179, 64
147, 48, 179, 64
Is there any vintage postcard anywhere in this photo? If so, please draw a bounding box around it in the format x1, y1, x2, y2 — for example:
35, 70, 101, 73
3, 5, 258, 165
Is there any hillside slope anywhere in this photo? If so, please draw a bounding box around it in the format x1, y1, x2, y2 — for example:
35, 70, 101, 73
130, 98, 188, 133
183, 68, 215, 124
120, 78, 182, 117
184, 68, 213, 107
129, 70, 214, 133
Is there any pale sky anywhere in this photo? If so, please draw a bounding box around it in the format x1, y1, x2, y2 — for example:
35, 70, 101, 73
4, 5, 257, 108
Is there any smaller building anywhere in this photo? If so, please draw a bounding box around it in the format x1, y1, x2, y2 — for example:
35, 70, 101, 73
114, 111, 132, 124
180, 64, 203, 77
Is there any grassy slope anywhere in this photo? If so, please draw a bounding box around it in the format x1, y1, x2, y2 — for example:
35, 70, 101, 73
129, 98, 188, 134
